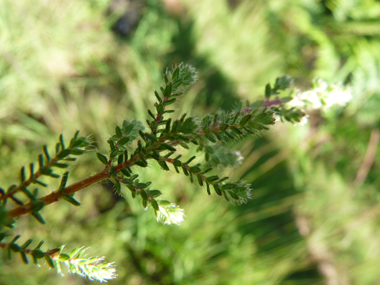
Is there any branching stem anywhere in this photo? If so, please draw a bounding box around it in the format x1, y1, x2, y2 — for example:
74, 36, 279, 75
8, 167, 110, 219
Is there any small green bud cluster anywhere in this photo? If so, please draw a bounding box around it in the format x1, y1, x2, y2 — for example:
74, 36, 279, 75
0, 234, 116, 282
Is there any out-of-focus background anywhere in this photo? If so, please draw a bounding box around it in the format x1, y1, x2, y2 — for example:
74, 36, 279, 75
1, 0, 380, 284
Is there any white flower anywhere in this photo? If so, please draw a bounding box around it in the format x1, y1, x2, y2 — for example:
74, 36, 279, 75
234, 151, 244, 164
156, 202, 185, 225
287, 79, 352, 111
323, 85, 352, 108
294, 114, 309, 126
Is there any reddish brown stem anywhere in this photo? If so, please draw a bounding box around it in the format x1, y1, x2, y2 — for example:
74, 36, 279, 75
7, 167, 110, 219
262, 99, 283, 107
7, 120, 233, 220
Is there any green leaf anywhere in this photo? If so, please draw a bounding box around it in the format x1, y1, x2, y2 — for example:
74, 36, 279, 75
123, 123, 134, 135
265, 83, 271, 98
38, 154, 44, 168
230, 126, 242, 135
281, 97, 292, 103
10, 235, 21, 244
7, 185, 17, 194
31, 200, 45, 213
32, 249, 45, 259
163, 98, 176, 106
135, 160, 148, 167
124, 150, 129, 162
114, 180, 121, 195
110, 149, 119, 158
51, 163, 69, 168
142, 199, 148, 209
117, 154, 123, 165
47, 172, 60, 178
120, 168, 131, 177
35, 241, 44, 250
205, 134, 216, 143
29, 163, 34, 179
156, 104, 164, 114
20, 251, 28, 264
34, 179, 47, 187
70, 149, 85, 155
21, 187, 35, 200
107, 139, 116, 151
158, 200, 171, 207
184, 156, 196, 165
96, 153, 108, 165
219, 123, 229, 131
157, 160, 170, 171
172, 67, 180, 80
197, 175, 203, 186
147, 190, 162, 198
205, 145, 214, 154
45, 255, 55, 268
165, 119, 172, 133
182, 166, 189, 176
239, 115, 252, 126
154, 91, 162, 103
31, 212, 46, 224
138, 130, 146, 142
223, 190, 230, 202
146, 133, 158, 142
59, 254, 70, 261
43, 145, 50, 162
164, 151, 174, 159
10, 243, 21, 252
109, 166, 117, 178
57, 149, 71, 159
206, 183, 211, 195
59, 134, 65, 150
206, 175, 219, 182
140, 190, 148, 201
20, 166, 26, 183
69, 248, 81, 258
213, 184, 222, 196
162, 143, 176, 152
55, 143, 61, 154
21, 239, 33, 249
118, 137, 130, 145
62, 194, 81, 206
63, 157, 76, 162
189, 172, 194, 183
228, 191, 239, 200
190, 166, 201, 173
164, 82, 173, 97
115, 126, 122, 138
222, 183, 236, 190
150, 199, 159, 211
135, 182, 151, 189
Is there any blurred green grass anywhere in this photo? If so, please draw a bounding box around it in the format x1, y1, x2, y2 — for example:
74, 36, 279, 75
1, 0, 380, 284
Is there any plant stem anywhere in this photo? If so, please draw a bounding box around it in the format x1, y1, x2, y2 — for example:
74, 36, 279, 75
7, 167, 110, 219
7, 124, 229, 219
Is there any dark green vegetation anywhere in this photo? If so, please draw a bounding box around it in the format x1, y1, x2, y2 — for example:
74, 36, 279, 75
1, 0, 380, 284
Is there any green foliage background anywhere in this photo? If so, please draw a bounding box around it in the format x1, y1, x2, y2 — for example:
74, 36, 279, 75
1, 0, 380, 284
